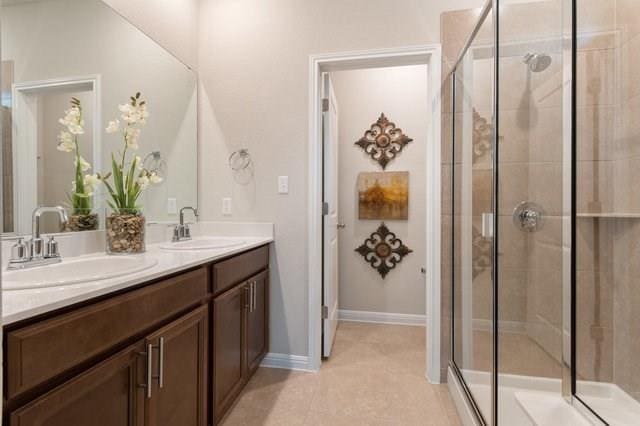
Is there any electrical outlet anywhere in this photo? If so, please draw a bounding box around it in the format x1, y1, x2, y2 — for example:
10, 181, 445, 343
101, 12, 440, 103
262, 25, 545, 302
278, 176, 289, 194
222, 197, 232, 215
167, 198, 177, 215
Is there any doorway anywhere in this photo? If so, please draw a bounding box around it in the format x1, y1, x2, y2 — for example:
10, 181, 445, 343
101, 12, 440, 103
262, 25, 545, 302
307, 46, 442, 381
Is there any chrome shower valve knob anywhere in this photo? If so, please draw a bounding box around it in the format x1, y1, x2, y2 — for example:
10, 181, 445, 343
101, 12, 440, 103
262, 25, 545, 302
513, 201, 545, 232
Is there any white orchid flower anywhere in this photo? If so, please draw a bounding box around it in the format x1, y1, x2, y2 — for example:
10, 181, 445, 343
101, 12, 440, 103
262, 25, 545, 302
67, 123, 84, 135
137, 174, 150, 190
74, 156, 91, 172
118, 102, 149, 125
106, 119, 120, 134
83, 174, 101, 192
57, 131, 74, 152
125, 127, 141, 150
149, 172, 163, 184
59, 106, 84, 135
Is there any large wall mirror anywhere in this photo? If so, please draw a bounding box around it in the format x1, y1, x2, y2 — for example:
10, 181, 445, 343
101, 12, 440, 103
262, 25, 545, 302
0, 0, 197, 236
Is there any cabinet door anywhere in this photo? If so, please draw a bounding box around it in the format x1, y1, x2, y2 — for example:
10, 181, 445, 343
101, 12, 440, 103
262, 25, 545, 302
213, 282, 248, 421
145, 305, 208, 426
9, 342, 145, 426
247, 270, 269, 375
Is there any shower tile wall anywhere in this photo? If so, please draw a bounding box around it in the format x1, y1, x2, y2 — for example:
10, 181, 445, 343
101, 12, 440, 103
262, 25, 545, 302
575, 3, 617, 386
575, 0, 640, 401
613, 2, 640, 400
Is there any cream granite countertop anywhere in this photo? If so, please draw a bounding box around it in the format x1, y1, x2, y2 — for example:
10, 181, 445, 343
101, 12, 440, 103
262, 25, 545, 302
2, 223, 273, 325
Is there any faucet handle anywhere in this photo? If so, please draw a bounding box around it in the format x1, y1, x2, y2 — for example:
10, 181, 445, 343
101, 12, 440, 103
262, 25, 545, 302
10, 238, 29, 263
172, 224, 182, 242
45, 236, 60, 258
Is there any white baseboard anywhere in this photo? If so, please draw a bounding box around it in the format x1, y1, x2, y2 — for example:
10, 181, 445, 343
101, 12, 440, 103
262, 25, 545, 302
338, 309, 427, 326
260, 352, 313, 372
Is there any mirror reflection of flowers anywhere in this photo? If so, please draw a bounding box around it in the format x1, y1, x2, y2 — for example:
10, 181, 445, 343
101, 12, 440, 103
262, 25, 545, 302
99, 92, 162, 215
57, 97, 100, 217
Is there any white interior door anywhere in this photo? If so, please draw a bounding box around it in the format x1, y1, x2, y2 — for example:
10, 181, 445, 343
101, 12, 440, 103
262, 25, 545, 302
322, 72, 339, 357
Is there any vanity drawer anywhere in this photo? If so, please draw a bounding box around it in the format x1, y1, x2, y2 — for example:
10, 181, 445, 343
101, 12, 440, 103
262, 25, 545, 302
5, 266, 209, 400
212, 245, 269, 294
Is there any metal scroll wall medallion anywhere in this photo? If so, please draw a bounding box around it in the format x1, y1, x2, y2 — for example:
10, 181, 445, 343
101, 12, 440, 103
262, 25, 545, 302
355, 223, 413, 278
355, 113, 413, 169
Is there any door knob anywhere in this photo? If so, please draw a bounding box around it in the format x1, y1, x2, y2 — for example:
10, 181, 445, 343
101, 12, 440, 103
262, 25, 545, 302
337, 223, 346, 229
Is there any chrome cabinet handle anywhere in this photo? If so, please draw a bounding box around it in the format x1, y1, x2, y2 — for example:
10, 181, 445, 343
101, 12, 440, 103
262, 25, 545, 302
158, 337, 164, 389
146, 343, 153, 399
245, 285, 250, 310
251, 282, 256, 312
253, 281, 258, 311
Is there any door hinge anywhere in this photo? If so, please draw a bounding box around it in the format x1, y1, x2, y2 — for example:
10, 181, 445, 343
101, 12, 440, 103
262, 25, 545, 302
322, 98, 329, 112
322, 202, 329, 215
322, 305, 329, 319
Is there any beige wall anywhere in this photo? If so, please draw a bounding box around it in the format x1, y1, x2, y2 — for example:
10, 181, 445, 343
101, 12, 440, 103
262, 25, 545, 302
102, 0, 199, 70
331, 65, 428, 316
196, 0, 485, 358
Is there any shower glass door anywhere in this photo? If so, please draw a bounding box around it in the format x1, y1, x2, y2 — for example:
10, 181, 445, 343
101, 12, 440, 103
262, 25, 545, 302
495, 0, 567, 423
450, 4, 495, 424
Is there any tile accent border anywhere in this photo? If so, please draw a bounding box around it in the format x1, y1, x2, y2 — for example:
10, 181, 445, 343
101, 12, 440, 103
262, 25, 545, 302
338, 309, 427, 326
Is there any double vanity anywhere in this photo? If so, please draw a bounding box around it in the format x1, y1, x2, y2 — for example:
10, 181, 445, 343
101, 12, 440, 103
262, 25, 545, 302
2, 224, 273, 426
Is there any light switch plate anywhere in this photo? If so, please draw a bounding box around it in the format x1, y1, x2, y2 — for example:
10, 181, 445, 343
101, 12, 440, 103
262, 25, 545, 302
278, 176, 289, 194
222, 197, 232, 215
167, 198, 177, 215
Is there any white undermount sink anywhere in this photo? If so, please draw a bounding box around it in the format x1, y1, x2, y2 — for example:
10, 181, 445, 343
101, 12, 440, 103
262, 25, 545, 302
3, 255, 159, 291
159, 237, 246, 251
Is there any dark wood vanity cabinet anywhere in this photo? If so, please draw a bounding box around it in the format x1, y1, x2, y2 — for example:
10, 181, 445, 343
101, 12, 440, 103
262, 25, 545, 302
212, 248, 270, 422
144, 305, 208, 426
246, 269, 269, 375
9, 341, 145, 426
3, 244, 270, 426
212, 283, 246, 420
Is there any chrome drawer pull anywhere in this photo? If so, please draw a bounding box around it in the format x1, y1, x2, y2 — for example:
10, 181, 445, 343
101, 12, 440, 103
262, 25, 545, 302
146, 343, 153, 398
158, 337, 164, 388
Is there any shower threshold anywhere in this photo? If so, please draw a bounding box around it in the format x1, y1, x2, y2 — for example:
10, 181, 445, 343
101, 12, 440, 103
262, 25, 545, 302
453, 369, 599, 425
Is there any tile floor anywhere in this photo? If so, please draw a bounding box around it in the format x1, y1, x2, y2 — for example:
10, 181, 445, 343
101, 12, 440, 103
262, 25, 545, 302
220, 321, 461, 425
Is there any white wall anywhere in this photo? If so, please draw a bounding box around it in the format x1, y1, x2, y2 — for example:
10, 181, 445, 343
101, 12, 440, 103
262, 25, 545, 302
105, 0, 486, 360
331, 65, 428, 316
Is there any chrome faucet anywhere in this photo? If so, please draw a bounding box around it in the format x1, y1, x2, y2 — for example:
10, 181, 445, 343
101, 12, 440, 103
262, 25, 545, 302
172, 206, 198, 242
8, 206, 69, 270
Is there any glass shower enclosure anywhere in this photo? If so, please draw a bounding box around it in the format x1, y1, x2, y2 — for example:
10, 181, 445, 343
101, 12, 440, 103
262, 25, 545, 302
448, 0, 640, 424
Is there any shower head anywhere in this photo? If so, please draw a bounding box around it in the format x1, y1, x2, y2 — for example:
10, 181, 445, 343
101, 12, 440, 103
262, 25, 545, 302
523, 52, 552, 72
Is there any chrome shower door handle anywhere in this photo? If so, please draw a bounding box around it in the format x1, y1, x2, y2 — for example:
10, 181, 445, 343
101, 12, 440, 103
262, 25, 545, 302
481, 213, 494, 238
